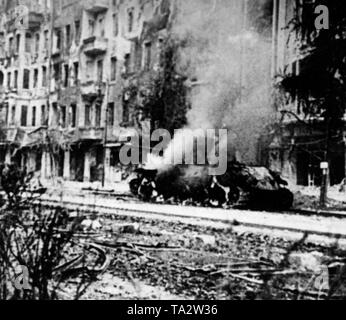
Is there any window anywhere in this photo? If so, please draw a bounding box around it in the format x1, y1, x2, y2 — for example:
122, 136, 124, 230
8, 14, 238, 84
23, 69, 30, 89
85, 104, 91, 126
143, 42, 152, 70
111, 57, 117, 81
65, 25, 71, 47
73, 62, 79, 85
122, 101, 129, 123
86, 61, 93, 80
35, 33, 40, 55
7, 72, 11, 89
88, 19, 95, 37
97, 60, 103, 83
99, 17, 105, 37
107, 102, 114, 126
25, 33, 32, 53
64, 64, 69, 87
33, 69, 38, 88
41, 105, 46, 125
112, 14, 118, 36
53, 63, 61, 81
10, 106, 16, 125
74, 20, 81, 44
60, 105, 66, 128
70, 104, 76, 127
55, 28, 62, 51
52, 103, 58, 126
14, 70, 18, 89
95, 103, 101, 127
42, 66, 47, 87
9, 37, 13, 53
44, 30, 49, 49
16, 34, 21, 53
128, 9, 134, 33
32, 106, 36, 127
124, 54, 130, 74
21, 105, 28, 126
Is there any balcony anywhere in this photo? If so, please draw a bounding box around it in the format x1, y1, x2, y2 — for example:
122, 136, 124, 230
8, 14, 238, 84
83, 0, 109, 14
83, 37, 108, 57
6, 11, 44, 32
27, 12, 44, 30
76, 127, 104, 142
80, 81, 106, 101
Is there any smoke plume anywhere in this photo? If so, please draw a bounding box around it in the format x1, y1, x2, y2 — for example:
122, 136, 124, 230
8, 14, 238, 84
147, 0, 275, 172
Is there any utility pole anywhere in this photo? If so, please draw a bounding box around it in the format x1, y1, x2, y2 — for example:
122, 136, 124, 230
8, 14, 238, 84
320, 119, 330, 208
102, 81, 109, 188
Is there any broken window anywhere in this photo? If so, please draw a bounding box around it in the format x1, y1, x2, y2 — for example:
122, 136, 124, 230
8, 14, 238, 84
73, 62, 79, 85
111, 57, 117, 81
107, 102, 115, 126
21, 105, 28, 127
74, 20, 81, 44
85, 104, 91, 127
42, 66, 47, 87
143, 42, 152, 70
95, 103, 101, 127
64, 64, 69, 87
33, 68, 38, 88
32, 106, 36, 127
70, 103, 76, 127
23, 69, 30, 89
97, 59, 103, 83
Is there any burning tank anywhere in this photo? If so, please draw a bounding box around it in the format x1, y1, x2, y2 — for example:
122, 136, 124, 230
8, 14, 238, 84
129, 162, 294, 210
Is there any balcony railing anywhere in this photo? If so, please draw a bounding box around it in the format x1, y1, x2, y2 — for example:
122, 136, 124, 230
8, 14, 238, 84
83, 0, 109, 14
83, 36, 108, 57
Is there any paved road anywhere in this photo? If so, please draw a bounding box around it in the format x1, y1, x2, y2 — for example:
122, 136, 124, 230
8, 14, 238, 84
39, 192, 346, 240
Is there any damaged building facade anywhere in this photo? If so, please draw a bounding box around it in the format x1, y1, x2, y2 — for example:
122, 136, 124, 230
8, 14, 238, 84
270, 0, 346, 186
2, 0, 340, 188
0, 0, 173, 185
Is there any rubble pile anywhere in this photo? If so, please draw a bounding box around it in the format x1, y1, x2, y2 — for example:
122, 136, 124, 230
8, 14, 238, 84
58, 212, 346, 300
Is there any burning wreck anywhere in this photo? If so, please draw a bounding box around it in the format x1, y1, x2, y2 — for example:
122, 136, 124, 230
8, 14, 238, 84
129, 162, 294, 211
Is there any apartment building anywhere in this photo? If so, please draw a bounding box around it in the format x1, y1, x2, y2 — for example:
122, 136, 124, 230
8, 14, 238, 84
0, 0, 173, 185
270, 0, 346, 186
